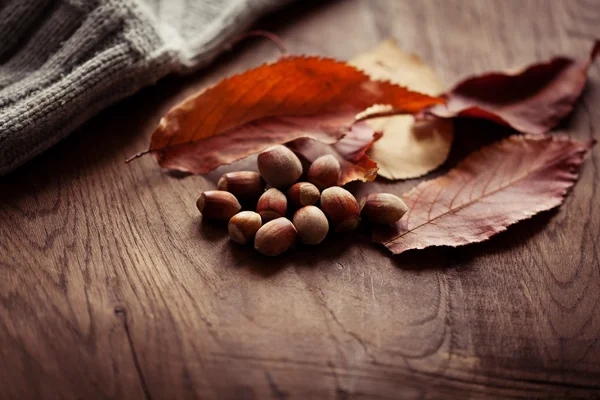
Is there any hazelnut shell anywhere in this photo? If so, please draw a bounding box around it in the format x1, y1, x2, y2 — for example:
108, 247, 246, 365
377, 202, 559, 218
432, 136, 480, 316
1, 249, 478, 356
256, 188, 288, 223
217, 171, 265, 201
228, 211, 262, 244
320, 187, 360, 232
257, 145, 303, 188
286, 182, 320, 208
254, 218, 297, 256
360, 193, 408, 225
307, 155, 341, 190
293, 206, 329, 245
196, 190, 241, 220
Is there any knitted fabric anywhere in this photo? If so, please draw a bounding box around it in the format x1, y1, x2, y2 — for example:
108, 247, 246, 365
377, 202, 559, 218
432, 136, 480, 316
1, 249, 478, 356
0, 0, 286, 174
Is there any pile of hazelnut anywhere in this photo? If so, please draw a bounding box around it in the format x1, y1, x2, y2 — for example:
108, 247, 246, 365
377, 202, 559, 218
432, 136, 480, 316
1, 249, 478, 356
196, 145, 408, 256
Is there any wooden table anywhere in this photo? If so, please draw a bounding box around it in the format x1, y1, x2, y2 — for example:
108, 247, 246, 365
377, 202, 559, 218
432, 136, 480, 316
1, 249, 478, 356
2, 1, 599, 398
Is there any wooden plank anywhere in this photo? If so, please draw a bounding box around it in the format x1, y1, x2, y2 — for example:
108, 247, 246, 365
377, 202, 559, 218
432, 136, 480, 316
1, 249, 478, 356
1, 0, 599, 398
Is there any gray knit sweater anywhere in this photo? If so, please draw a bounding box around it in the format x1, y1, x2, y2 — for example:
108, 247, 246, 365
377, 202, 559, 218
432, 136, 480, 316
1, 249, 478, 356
0, 0, 286, 175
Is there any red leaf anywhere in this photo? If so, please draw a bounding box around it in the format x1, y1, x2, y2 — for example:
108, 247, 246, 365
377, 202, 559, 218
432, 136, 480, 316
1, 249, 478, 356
373, 135, 595, 254
428, 41, 600, 134
145, 56, 443, 174
287, 122, 382, 185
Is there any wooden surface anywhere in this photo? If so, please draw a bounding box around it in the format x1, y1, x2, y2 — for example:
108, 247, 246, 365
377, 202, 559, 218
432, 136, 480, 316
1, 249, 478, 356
1, 1, 600, 398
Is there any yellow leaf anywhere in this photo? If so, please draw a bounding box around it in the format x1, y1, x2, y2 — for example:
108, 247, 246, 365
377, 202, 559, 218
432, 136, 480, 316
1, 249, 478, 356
351, 40, 453, 180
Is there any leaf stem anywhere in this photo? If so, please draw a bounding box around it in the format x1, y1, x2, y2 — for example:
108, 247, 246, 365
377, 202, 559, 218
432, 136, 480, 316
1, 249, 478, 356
125, 150, 150, 164
228, 30, 288, 55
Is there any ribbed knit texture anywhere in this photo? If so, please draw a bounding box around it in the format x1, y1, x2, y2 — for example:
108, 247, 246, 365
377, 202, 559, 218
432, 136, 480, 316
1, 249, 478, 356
0, 0, 286, 174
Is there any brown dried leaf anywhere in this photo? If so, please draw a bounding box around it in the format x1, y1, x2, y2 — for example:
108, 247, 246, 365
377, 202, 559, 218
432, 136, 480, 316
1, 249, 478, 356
351, 40, 454, 180
287, 122, 381, 185
373, 135, 594, 254
145, 56, 442, 174
428, 41, 600, 133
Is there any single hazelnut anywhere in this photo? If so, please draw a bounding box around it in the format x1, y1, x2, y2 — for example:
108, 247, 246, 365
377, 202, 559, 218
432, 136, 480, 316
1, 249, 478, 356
286, 182, 320, 208
217, 171, 265, 201
257, 145, 303, 188
254, 217, 297, 256
307, 155, 341, 190
360, 193, 408, 225
256, 188, 287, 222
293, 206, 329, 245
320, 186, 360, 232
196, 190, 241, 220
228, 211, 262, 245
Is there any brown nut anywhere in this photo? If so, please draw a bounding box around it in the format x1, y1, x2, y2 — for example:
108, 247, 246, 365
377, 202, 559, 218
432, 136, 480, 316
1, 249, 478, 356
228, 211, 262, 245
360, 193, 408, 225
196, 190, 241, 220
293, 206, 329, 245
307, 155, 341, 190
320, 186, 360, 232
286, 182, 320, 208
256, 188, 288, 223
254, 217, 297, 256
217, 171, 265, 201
257, 145, 303, 188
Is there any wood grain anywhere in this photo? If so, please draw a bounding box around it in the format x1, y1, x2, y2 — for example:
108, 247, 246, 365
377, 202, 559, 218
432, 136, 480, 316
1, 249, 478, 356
1, 0, 599, 398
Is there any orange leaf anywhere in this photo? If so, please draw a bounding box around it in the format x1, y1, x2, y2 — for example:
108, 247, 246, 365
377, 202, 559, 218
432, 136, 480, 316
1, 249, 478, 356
287, 122, 381, 186
146, 56, 443, 174
428, 40, 599, 134
373, 135, 595, 254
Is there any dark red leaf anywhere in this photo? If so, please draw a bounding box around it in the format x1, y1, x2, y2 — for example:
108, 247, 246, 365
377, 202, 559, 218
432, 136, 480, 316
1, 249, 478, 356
373, 135, 595, 254
428, 41, 600, 134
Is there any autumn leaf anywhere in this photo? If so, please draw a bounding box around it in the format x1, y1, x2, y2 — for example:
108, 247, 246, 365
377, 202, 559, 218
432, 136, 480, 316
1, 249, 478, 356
351, 40, 454, 180
428, 40, 600, 134
138, 56, 442, 174
373, 135, 594, 255
287, 122, 382, 185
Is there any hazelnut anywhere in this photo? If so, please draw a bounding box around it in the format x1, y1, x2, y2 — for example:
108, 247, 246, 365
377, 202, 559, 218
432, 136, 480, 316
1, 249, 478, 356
196, 190, 241, 220
256, 188, 287, 222
293, 206, 329, 245
217, 171, 265, 201
320, 186, 360, 232
257, 145, 303, 188
286, 182, 320, 208
228, 211, 262, 245
360, 193, 408, 225
254, 217, 297, 256
307, 155, 341, 190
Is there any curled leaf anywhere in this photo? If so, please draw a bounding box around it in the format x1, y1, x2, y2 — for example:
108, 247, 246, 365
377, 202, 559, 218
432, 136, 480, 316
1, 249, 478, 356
288, 122, 381, 185
351, 40, 454, 180
429, 40, 600, 134
144, 56, 442, 174
374, 135, 594, 255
